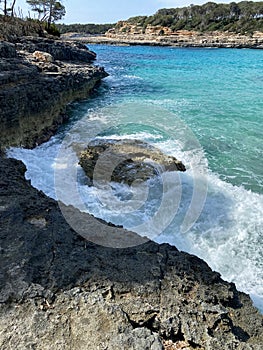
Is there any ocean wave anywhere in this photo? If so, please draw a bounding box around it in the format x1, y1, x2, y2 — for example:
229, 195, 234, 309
7, 129, 263, 312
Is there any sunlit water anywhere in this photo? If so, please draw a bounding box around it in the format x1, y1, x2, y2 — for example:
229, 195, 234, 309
8, 45, 263, 312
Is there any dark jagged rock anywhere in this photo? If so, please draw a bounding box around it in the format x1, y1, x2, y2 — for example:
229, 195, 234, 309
0, 155, 262, 349
0, 41, 17, 58
0, 38, 108, 149
79, 139, 186, 185
15, 36, 97, 62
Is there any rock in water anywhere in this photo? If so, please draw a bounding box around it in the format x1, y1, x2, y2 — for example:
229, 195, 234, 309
0, 155, 263, 349
79, 139, 186, 185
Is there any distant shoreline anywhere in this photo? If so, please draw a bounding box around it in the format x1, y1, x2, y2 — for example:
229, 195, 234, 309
62, 31, 263, 49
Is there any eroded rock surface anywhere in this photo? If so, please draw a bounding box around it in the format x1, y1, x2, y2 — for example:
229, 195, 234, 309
78, 29, 263, 49
15, 36, 97, 61
0, 40, 108, 149
0, 156, 262, 349
79, 139, 186, 185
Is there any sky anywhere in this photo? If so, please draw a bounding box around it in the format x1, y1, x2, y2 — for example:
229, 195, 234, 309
14, 0, 233, 24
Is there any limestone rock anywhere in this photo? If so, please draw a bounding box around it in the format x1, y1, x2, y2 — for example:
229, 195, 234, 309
79, 139, 186, 185
79, 29, 263, 49
33, 50, 54, 63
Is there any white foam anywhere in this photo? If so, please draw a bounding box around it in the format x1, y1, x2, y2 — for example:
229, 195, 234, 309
7, 120, 263, 314
154, 170, 263, 312
123, 74, 143, 80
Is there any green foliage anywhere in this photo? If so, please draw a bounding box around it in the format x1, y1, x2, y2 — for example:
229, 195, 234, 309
26, 0, 66, 26
57, 23, 114, 35
124, 1, 263, 33
44, 22, 60, 36
126, 16, 147, 25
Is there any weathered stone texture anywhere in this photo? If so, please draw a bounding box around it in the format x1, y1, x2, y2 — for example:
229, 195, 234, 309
0, 156, 262, 349
0, 40, 107, 149
79, 139, 186, 185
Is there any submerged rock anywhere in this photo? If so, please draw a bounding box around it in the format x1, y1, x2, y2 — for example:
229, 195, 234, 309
79, 139, 186, 185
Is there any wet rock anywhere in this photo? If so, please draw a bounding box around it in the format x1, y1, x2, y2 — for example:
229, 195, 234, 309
79, 139, 186, 185
0, 155, 262, 349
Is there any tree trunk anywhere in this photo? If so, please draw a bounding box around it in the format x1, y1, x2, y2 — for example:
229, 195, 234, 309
11, 0, 16, 16
4, 0, 7, 15
47, 0, 54, 29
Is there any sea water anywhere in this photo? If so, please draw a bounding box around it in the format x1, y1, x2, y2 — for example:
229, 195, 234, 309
8, 45, 263, 312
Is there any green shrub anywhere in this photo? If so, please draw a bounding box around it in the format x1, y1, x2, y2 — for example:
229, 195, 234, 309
45, 23, 60, 37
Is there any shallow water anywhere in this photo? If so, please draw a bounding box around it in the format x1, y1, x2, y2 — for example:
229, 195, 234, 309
8, 45, 263, 312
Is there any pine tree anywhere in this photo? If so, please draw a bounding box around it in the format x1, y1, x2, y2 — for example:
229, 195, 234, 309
26, 0, 65, 27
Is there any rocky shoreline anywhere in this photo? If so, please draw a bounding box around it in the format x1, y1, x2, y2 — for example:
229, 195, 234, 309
63, 30, 263, 49
0, 37, 108, 149
0, 29, 262, 349
1, 156, 263, 349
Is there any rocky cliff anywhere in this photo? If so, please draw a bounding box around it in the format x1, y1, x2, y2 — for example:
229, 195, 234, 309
0, 38, 108, 149
71, 26, 263, 49
0, 156, 262, 349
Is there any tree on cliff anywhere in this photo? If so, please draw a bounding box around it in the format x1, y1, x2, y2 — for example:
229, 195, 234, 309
26, 0, 65, 28
123, 1, 263, 34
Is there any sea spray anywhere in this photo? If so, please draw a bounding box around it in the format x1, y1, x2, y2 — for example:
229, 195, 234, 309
8, 45, 263, 312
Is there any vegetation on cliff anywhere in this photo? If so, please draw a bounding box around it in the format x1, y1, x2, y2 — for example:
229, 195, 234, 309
57, 23, 114, 35
117, 1, 263, 34
0, 0, 65, 36
55, 2, 263, 36
0, 14, 45, 39
26, 0, 65, 29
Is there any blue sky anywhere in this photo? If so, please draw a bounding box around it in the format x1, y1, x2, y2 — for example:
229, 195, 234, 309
15, 0, 232, 24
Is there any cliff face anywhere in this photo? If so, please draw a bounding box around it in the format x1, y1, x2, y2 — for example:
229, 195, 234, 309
0, 38, 108, 149
0, 156, 262, 349
68, 20, 262, 48
92, 26, 263, 48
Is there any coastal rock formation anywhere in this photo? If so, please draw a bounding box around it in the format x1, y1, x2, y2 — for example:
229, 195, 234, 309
15, 36, 97, 61
0, 155, 262, 349
72, 29, 263, 49
79, 139, 186, 185
0, 39, 107, 149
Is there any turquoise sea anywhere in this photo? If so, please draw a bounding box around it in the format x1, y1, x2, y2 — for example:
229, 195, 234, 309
8, 45, 263, 312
